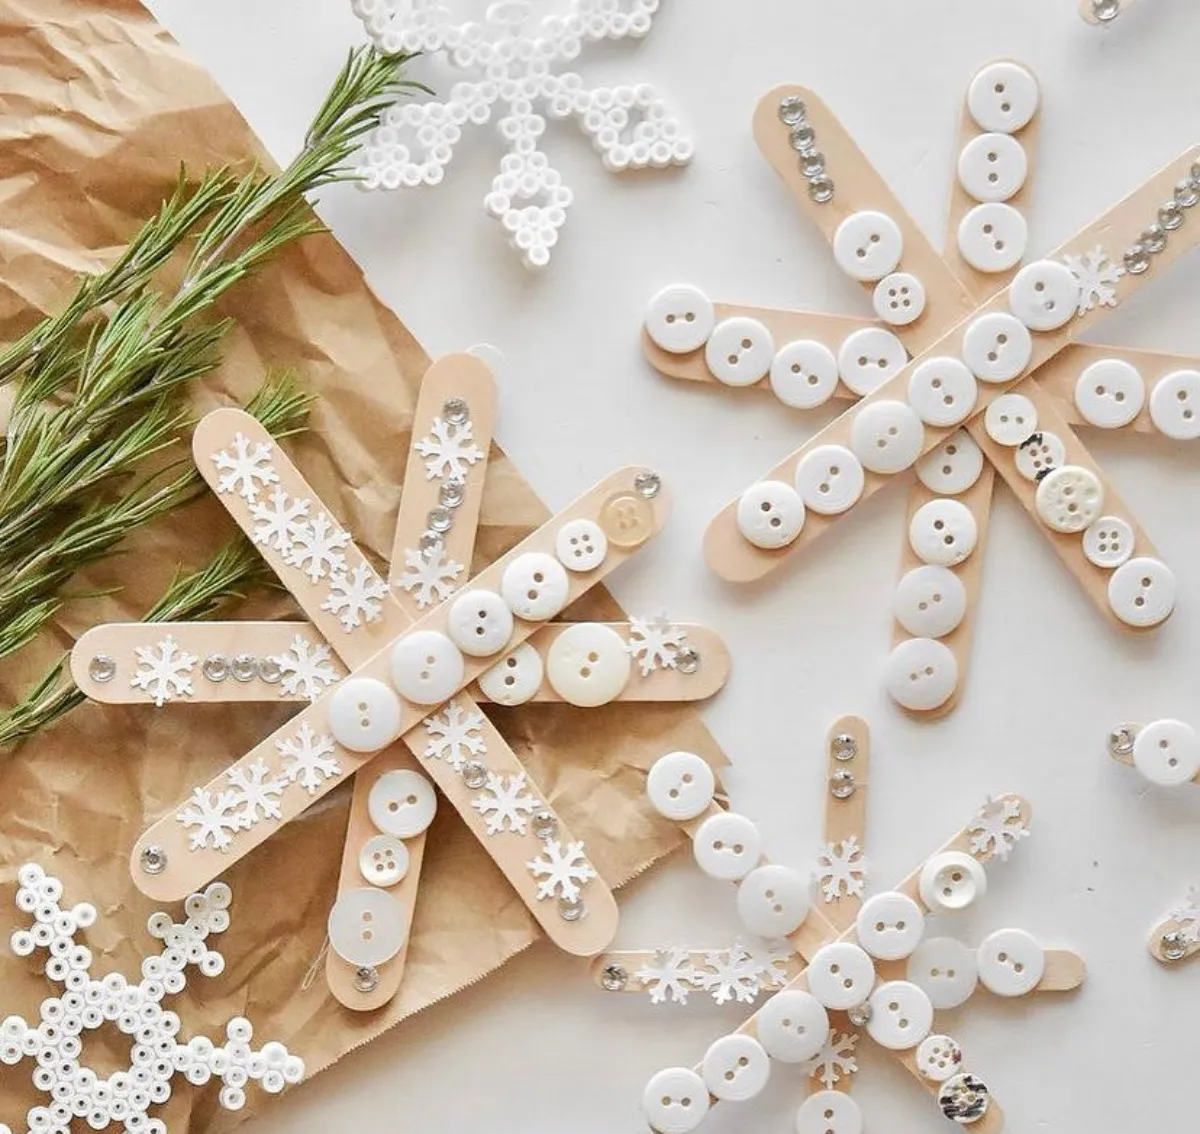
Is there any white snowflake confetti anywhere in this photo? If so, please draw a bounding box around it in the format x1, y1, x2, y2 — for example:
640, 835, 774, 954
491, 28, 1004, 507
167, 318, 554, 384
695, 944, 762, 1006
414, 417, 485, 481
1062, 245, 1124, 313
272, 634, 341, 700
286, 513, 351, 583
212, 432, 278, 503
1169, 885, 1200, 944
397, 545, 464, 608
968, 796, 1029, 861
738, 937, 795, 990
815, 834, 868, 903
276, 723, 342, 795
626, 615, 687, 677
321, 561, 390, 631
472, 770, 541, 835
249, 486, 311, 555
423, 701, 487, 770
177, 787, 242, 851
802, 1031, 859, 1090
227, 758, 286, 827
635, 947, 697, 1005
527, 839, 597, 903
130, 635, 199, 707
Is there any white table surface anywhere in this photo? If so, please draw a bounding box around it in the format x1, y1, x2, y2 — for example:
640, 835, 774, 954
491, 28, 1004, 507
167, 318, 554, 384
145, 1, 1200, 1130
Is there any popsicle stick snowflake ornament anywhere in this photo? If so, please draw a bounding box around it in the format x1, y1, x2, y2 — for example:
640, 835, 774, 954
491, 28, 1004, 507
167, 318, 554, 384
71, 353, 729, 1013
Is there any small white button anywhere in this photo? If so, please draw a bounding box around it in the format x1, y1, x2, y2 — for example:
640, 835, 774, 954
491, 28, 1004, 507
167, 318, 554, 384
838, 328, 907, 396
368, 769, 438, 838
358, 834, 410, 888
477, 643, 543, 705
855, 891, 926, 961
873, 273, 927, 327
894, 566, 967, 639
919, 852, 988, 913
1009, 260, 1080, 332
1074, 359, 1145, 429
737, 481, 806, 549
984, 392, 1037, 447
447, 590, 515, 658
329, 678, 402, 753
907, 937, 979, 1010
907, 357, 978, 428
769, 340, 840, 408
794, 445, 865, 515
968, 61, 1040, 133
645, 285, 715, 354
885, 638, 958, 712
646, 751, 716, 821
500, 552, 570, 621
327, 888, 409, 967
795, 1091, 863, 1134
736, 864, 810, 938
389, 630, 466, 705
909, 498, 977, 567
1132, 719, 1200, 786
706, 317, 774, 387
939, 1072, 992, 1125
1108, 557, 1176, 628
555, 519, 608, 572
641, 1067, 709, 1134
866, 980, 934, 1050
1082, 515, 1134, 569
833, 210, 904, 282
916, 1034, 965, 1083
917, 431, 985, 495
693, 812, 762, 881
957, 133, 1027, 203
545, 622, 631, 707
961, 312, 1033, 382
850, 400, 925, 475
976, 928, 1044, 997
701, 1034, 770, 1102
1149, 369, 1200, 439
756, 990, 829, 1063
1015, 430, 1065, 481
957, 203, 1028, 273
807, 942, 876, 1010
1035, 465, 1104, 533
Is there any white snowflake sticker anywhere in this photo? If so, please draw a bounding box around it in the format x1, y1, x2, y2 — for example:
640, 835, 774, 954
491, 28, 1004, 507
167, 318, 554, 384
968, 796, 1029, 861
635, 947, 697, 1005
286, 513, 351, 583
397, 545, 464, 608
228, 758, 286, 827
177, 787, 242, 851
212, 432, 278, 504
414, 417, 484, 481
249, 486, 311, 555
695, 944, 762, 1006
423, 701, 487, 770
1062, 245, 1124, 314
626, 615, 687, 677
321, 561, 390, 631
815, 834, 868, 903
527, 839, 597, 903
272, 634, 341, 700
131, 635, 199, 707
276, 723, 342, 795
801, 1031, 859, 1089
472, 770, 541, 836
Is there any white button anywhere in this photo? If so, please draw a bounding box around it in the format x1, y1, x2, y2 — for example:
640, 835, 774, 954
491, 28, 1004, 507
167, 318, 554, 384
477, 643, 543, 705
957, 203, 1028, 273
795, 1091, 863, 1134
1149, 369, 1200, 439
984, 392, 1037, 447
1082, 515, 1134, 569
327, 888, 408, 967
736, 865, 810, 938
693, 812, 762, 881
919, 851, 988, 913
916, 431, 985, 495
855, 891, 926, 961
645, 284, 715, 354
447, 590, 515, 658
368, 769, 438, 838
968, 61, 1040, 133
939, 1073, 992, 1125
794, 445, 865, 515
555, 519, 608, 572
545, 622, 631, 707
389, 630, 466, 705
1015, 430, 1065, 481
737, 481, 806, 549
873, 273, 927, 327
1009, 260, 1080, 332
961, 312, 1033, 382
833, 210, 904, 282
894, 566, 967, 639
907, 937, 979, 1010
866, 980, 934, 1050
957, 133, 1027, 203
976, 928, 1044, 997
909, 498, 977, 567
756, 990, 829, 1063
907, 357, 978, 427
769, 340, 840, 408
500, 552, 570, 621
358, 834, 410, 888
1132, 719, 1200, 786
1034, 465, 1104, 533
646, 751, 716, 821
706, 316, 774, 386
850, 400, 925, 475
917, 1034, 965, 1083
1108, 557, 1176, 628
701, 1034, 770, 1102
328, 678, 402, 753
641, 1067, 709, 1134
807, 942, 876, 1010
885, 638, 958, 712
1074, 359, 1145, 429
838, 328, 907, 396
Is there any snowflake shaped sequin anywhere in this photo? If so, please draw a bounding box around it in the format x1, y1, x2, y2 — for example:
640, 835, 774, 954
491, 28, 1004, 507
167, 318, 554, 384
397, 545, 464, 608
275, 723, 342, 795
1169, 885, 1200, 944
738, 937, 794, 991
130, 636, 198, 707
968, 796, 1029, 861
212, 432, 278, 503
815, 834, 868, 902
423, 701, 487, 770
286, 513, 350, 583
321, 562, 390, 631
249, 486, 311, 555
228, 759, 286, 826
177, 787, 242, 851
527, 839, 597, 902
695, 944, 762, 1006
272, 634, 341, 700
802, 1031, 859, 1090
472, 770, 541, 835
415, 417, 485, 481
635, 946, 697, 1005
626, 615, 686, 676
1062, 245, 1124, 313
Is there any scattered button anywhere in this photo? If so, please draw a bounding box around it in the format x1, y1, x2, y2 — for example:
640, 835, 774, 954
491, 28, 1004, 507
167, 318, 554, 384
1074, 359, 1145, 429
555, 519, 608, 573
769, 340, 840, 408
850, 399, 925, 475
700, 1034, 770, 1102
327, 888, 409, 967
736, 864, 810, 938
856, 891, 926, 961
545, 622, 631, 707
909, 498, 978, 566
644, 285, 715, 354
706, 317, 774, 387
737, 481, 806, 549
641, 1067, 709, 1134
1009, 260, 1080, 332
389, 630, 466, 705
957, 203, 1028, 273
795, 1090, 863, 1134
1082, 515, 1134, 569
873, 272, 927, 327
894, 565, 967, 639
447, 589, 515, 658
1015, 430, 1065, 481
866, 980, 934, 1050
328, 678, 402, 753
1149, 369, 1200, 439
755, 989, 829, 1063
807, 941, 876, 1010
477, 642, 543, 705
693, 812, 762, 881
919, 851, 988, 913
794, 445, 865, 515
968, 61, 1040, 133
916, 431, 985, 495
1132, 718, 1200, 786
884, 638, 958, 712
917, 1034, 964, 1083
1034, 465, 1104, 533
908, 356, 978, 428
907, 936, 979, 1010
646, 751, 716, 821
500, 552, 570, 621
368, 769, 438, 839
961, 312, 1033, 382
838, 327, 907, 396
976, 928, 1044, 997
358, 834, 410, 888
833, 210, 904, 282
1107, 556, 1176, 627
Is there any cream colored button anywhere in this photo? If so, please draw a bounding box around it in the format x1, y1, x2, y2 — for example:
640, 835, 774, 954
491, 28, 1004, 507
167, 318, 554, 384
838, 327, 907, 396
1010, 259, 1080, 331
957, 203, 1028, 273
907, 937, 979, 1010
645, 285, 715, 354
873, 273, 927, 327
555, 519, 608, 572
328, 678, 402, 753
968, 61, 1040, 133
958, 132, 1027, 202
916, 431, 985, 495
368, 769, 438, 838
850, 399, 925, 475
599, 492, 654, 548
693, 812, 762, 881
976, 928, 1044, 997
701, 1034, 770, 1102
736, 864, 810, 938
909, 498, 977, 567
706, 317, 774, 387
737, 481, 805, 549
833, 210, 903, 282
1082, 515, 1134, 569
794, 445, 865, 515
770, 340, 839, 408
389, 630, 466, 705
500, 552, 570, 621
908, 357, 978, 428
327, 888, 408, 967
641, 1067, 709, 1134
984, 392, 1037, 446
866, 980, 934, 1050
795, 1091, 862, 1134
885, 638, 958, 712
940, 1072, 991, 1125
1132, 719, 1200, 786
358, 834, 410, 888
447, 590, 515, 658
917, 1034, 964, 1083
856, 891, 926, 961
756, 990, 829, 1063
1149, 369, 1200, 439
961, 312, 1033, 382
1015, 430, 1065, 481
807, 942, 876, 1010
646, 751, 716, 821
1035, 465, 1104, 533
894, 566, 967, 639
1108, 557, 1176, 627
1074, 359, 1145, 429
545, 622, 631, 707
477, 643, 543, 705
919, 851, 987, 913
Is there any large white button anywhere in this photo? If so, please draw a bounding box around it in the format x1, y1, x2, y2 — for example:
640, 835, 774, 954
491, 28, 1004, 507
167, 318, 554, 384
500, 552, 570, 621
894, 566, 967, 639
939, 1073, 992, 1125
477, 643, 543, 705
919, 851, 988, 913
1035, 465, 1104, 533
907, 937, 979, 1010
329, 678, 402, 753
795, 1091, 862, 1134
641, 1068, 709, 1134
984, 392, 1037, 446
1082, 515, 1134, 569
769, 340, 840, 408
856, 891, 926, 961
701, 1034, 770, 1102
1108, 557, 1176, 627
368, 769, 438, 838
736, 865, 810, 938
645, 285, 715, 354
917, 431, 985, 495
957, 203, 1028, 273
327, 888, 408, 967
850, 400, 925, 475
794, 445, 865, 515
1074, 359, 1145, 429
389, 630, 466, 705
961, 312, 1033, 382
909, 498, 977, 567
1009, 260, 1080, 332
1132, 719, 1200, 786
807, 942, 876, 1010
968, 61, 1040, 133
833, 210, 903, 282
756, 990, 829, 1063
447, 590, 515, 658
706, 317, 774, 386
885, 638, 958, 712
646, 751, 716, 821
1015, 430, 1065, 481
958, 133, 1027, 203
693, 812, 762, 881
358, 834, 410, 888
908, 357, 978, 427
866, 980, 934, 1050
917, 1034, 965, 1083
873, 273, 927, 327
976, 928, 1044, 997
838, 328, 907, 396
1149, 369, 1200, 439
555, 519, 608, 572
737, 481, 806, 549
546, 622, 631, 707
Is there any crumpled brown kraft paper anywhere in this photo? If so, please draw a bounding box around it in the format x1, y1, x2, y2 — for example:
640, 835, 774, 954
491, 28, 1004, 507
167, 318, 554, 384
0, 1, 728, 1130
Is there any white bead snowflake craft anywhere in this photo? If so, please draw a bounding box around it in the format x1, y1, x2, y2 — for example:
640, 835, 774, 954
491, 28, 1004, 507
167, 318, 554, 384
130, 637, 198, 708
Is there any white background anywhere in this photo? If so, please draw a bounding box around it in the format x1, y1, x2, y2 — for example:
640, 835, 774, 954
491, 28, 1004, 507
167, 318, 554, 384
146, 1, 1200, 1130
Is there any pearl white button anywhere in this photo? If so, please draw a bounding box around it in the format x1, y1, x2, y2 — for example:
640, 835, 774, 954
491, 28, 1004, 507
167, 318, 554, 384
641, 1067, 709, 1134
968, 61, 1040, 133
706, 317, 774, 387
907, 936, 979, 1010
794, 445, 865, 515
984, 392, 1038, 447
855, 891, 926, 961
1015, 430, 1065, 481
769, 340, 840, 408
500, 552, 570, 621
795, 1091, 863, 1134
976, 928, 1044, 997
917, 1034, 965, 1083
838, 328, 907, 396
1108, 557, 1176, 627
1034, 465, 1104, 533
850, 400, 925, 475
894, 565, 967, 639
957, 203, 1028, 273
1082, 515, 1134, 569
866, 980, 934, 1050
701, 1034, 770, 1102
807, 942, 876, 1010
909, 498, 978, 567
1009, 260, 1080, 332
477, 642, 543, 705
358, 834, 410, 888
939, 1072, 992, 1125
884, 638, 958, 712
1074, 359, 1145, 429
756, 990, 829, 1063
693, 812, 762, 881
961, 312, 1033, 382
1149, 369, 1200, 439
919, 851, 988, 913
833, 210, 904, 282
327, 888, 409, 967
368, 769, 438, 838
736, 864, 810, 938
958, 133, 1027, 203
329, 678, 402, 753
447, 590, 515, 658
873, 273, 927, 327
1132, 719, 1200, 786
545, 622, 631, 707
646, 751, 716, 821
555, 519, 608, 573
645, 285, 715, 354
389, 630, 466, 705
737, 481, 806, 549
916, 431, 985, 495
908, 357, 978, 427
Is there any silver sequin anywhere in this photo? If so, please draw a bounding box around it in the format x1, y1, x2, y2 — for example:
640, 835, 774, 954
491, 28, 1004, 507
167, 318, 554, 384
601, 963, 628, 991
88, 655, 117, 684
138, 846, 168, 876
830, 769, 857, 800
202, 654, 229, 682
442, 397, 470, 425
635, 472, 662, 499
230, 654, 258, 683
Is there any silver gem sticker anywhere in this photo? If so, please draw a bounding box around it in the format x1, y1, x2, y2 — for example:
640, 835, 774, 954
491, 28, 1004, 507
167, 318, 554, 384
778, 94, 807, 127
138, 846, 167, 875
439, 479, 466, 509
532, 810, 559, 840
1108, 724, 1137, 757
427, 507, 453, 534
634, 471, 661, 499
230, 653, 258, 682
1161, 931, 1188, 961
202, 654, 229, 683
558, 896, 585, 922
442, 397, 470, 425
675, 646, 701, 675
88, 655, 117, 684
831, 733, 857, 761
258, 656, 283, 684
601, 963, 628, 991
354, 965, 380, 992
830, 769, 857, 800
462, 761, 489, 790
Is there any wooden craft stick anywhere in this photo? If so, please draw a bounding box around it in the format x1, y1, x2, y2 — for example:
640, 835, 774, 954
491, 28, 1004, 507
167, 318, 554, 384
821, 716, 869, 931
